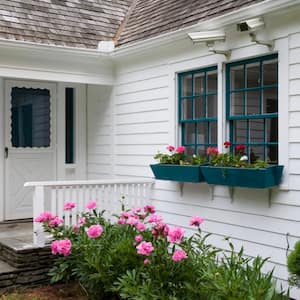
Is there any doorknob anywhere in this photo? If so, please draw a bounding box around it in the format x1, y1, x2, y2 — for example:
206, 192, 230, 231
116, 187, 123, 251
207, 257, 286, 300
4, 147, 8, 159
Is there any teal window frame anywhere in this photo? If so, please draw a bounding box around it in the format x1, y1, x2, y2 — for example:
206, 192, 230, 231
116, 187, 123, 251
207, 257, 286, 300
178, 66, 218, 156
226, 54, 278, 163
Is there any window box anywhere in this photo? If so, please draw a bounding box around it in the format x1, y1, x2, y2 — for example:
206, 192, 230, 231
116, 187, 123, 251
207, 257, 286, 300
150, 164, 205, 183
200, 165, 284, 188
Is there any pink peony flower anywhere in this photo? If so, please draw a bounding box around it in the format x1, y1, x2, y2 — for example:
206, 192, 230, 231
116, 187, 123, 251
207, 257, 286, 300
144, 259, 150, 265
172, 249, 187, 261
34, 211, 54, 222
79, 217, 86, 226
136, 241, 154, 256
136, 222, 146, 231
64, 202, 75, 210
144, 204, 155, 214
152, 222, 169, 238
86, 224, 103, 238
166, 145, 175, 152
168, 227, 185, 244
49, 216, 64, 227
135, 234, 143, 243
121, 211, 131, 219
190, 216, 204, 227
207, 147, 219, 156
176, 146, 186, 153
132, 207, 141, 214
118, 217, 126, 225
73, 225, 80, 233
148, 214, 163, 223
86, 201, 97, 210
51, 239, 72, 256
127, 216, 139, 226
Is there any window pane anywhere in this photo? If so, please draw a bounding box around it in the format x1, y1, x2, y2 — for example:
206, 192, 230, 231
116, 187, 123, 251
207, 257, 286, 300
246, 62, 260, 88
249, 119, 264, 143
207, 70, 217, 93
210, 121, 217, 144
230, 65, 244, 90
185, 146, 195, 156
181, 74, 193, 96
263, 59, 277, 86
197, 147, 206, 156
11, 87, 50, 148
181, 99, 193, 120
184, 123, 196, 144
207, 95, 217, 117
266, 118, 278, 143
263, 88, 278, 114
267, 145, 278, 164
246, 90, 260, 115
66, 88, 75, 164
234, 120, 247, 143
250, 146, 264, 163
196, 122, 208, 144
194, 97, 205, 119
194, 73, 204, 95
230, 92, 244, 116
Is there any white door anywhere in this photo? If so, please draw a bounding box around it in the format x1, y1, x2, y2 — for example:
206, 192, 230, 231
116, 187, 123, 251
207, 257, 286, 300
5, 81, 56, 220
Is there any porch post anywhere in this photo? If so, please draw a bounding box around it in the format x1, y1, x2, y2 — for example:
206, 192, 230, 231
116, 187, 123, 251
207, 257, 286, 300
33, 185, 46, 246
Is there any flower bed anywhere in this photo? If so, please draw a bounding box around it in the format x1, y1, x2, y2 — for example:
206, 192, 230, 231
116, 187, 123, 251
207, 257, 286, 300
35, 201, 288, 299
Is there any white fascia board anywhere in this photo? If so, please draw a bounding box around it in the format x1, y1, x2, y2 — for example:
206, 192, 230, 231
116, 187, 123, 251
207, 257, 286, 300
0, 38, 110, 59
112, 0, 300, 57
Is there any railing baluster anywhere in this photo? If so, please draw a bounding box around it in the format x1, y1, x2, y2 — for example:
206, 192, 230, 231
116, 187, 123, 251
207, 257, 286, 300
25, 178, 154, 246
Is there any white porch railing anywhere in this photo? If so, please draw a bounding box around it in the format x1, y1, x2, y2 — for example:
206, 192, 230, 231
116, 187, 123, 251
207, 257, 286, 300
24, 178, 154, 246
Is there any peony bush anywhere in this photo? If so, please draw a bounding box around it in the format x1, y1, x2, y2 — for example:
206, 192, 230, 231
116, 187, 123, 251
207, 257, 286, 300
36, 201, 288, 300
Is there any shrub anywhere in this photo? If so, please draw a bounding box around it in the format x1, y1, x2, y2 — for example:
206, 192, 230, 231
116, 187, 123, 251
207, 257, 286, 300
36, 202, 288, 300
287, 240, 300, 287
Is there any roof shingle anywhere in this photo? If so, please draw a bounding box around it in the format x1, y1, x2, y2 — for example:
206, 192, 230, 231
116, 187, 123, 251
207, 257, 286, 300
0, 0, 267, 49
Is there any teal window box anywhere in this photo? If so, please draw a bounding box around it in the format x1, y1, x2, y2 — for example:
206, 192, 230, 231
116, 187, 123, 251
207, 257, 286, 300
200, 165, 284, 188
150, 164, 205, 183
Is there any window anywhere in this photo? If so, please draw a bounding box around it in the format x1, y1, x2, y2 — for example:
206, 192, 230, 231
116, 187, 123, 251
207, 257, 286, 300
178, 66, 218, 156
65, 87, 75, 164
226, 54, 278, 163
11, 87, 50, 148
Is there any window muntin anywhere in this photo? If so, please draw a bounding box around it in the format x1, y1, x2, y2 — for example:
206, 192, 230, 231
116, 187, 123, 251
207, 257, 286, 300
178, 66, 217, 156
226, 54, 278, 163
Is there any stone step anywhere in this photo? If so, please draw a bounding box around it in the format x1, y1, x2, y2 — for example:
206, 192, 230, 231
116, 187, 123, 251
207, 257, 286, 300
0, 238, 55, 293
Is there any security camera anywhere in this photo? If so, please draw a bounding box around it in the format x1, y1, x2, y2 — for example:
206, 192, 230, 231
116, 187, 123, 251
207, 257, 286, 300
237, 17, 264, 32
188, 30, 226, 43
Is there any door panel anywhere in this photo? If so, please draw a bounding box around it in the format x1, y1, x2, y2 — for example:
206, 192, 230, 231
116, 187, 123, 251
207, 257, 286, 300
5, 81, 56, 220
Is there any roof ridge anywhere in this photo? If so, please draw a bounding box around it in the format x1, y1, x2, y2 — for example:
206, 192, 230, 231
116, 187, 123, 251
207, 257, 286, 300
113, 0, 139, 46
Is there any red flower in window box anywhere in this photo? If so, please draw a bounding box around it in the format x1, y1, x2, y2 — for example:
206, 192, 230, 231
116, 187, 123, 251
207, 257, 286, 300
235, 144, 246, 154
224, 141, 231, 148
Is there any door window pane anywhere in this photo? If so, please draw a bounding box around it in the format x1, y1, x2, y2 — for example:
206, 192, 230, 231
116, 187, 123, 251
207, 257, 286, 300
11, 87, 50, 148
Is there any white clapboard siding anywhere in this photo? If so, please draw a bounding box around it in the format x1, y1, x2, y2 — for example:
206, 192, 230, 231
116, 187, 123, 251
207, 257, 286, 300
86, 18, 300, 299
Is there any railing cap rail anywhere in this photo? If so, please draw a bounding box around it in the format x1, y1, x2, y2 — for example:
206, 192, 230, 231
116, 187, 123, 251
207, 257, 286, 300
24, 178, 155, 187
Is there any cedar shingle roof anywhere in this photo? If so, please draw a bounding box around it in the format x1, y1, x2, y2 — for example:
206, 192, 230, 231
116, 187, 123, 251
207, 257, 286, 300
117, 0, 265, 46
0, 0, 266, 49
0, 0, 133, 49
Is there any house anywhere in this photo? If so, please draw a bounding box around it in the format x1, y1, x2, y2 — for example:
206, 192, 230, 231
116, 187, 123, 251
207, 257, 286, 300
0, 0, 299, 297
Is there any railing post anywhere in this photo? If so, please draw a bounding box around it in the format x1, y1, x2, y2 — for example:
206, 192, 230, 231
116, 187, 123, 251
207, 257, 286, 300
33, 185, 45, 247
